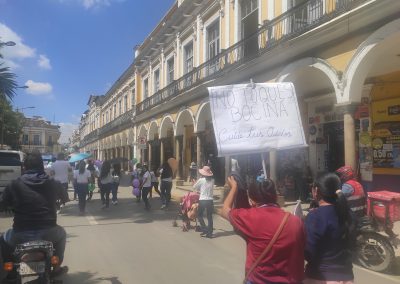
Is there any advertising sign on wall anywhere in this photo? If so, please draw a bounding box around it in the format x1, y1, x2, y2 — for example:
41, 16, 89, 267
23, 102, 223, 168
208, 83, 307, 156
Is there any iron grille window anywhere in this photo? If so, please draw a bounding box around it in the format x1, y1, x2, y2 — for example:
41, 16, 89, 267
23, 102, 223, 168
33, 134, 41, 146
167, 58, 174, 84
22, 134, 28, 145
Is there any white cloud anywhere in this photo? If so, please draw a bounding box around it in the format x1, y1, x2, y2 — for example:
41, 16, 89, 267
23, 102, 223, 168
58, 123, 78, 144
82, 0, 110, 9
0, 23, 36, 62
55, 0, 124, 10
25, 80, 53, 95
37, 54, 52, 70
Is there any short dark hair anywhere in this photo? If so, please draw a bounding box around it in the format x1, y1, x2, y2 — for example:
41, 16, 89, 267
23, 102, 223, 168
57, 152, 65, 160
24, 151, 44, 172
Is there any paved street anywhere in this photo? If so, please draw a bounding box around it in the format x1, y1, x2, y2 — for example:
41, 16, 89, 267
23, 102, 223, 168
0, 182, 399, 284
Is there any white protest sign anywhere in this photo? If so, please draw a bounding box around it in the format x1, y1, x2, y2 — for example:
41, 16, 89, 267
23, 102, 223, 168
208, 82, 306, 156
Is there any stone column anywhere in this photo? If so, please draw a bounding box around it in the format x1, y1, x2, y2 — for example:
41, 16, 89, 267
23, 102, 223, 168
160, 139, 165, 165
148, 142, 152, 170
269, 150, 277, 182
196, 132, 203, 168
343, 105, 357, 170
175, 136, 182, 180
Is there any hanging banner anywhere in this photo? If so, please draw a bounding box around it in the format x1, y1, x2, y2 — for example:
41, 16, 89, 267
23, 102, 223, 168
208, 83, 306, 157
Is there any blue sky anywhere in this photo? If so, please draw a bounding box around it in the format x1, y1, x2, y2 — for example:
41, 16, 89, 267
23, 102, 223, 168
0, 0, 175, 142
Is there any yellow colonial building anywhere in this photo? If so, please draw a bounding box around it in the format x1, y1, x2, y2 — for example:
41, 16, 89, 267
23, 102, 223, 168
78, 0, 400, 191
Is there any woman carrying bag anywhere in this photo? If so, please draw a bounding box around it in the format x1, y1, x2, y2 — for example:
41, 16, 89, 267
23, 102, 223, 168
222, 176, 305, 284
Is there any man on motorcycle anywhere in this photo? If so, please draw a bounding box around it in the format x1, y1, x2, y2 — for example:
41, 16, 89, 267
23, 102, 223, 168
335, 165, 366, 218
0, 151, 68, 276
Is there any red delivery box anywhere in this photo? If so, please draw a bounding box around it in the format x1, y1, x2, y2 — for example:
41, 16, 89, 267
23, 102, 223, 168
367, 190, 400, 222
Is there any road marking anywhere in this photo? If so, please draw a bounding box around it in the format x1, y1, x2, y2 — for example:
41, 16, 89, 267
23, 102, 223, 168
86, 214, 98, 226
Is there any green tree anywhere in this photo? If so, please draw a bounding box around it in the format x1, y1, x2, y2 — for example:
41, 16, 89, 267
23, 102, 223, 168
0, 63, 18, 101
0, 39, 18, 101
0, 97, 24, 149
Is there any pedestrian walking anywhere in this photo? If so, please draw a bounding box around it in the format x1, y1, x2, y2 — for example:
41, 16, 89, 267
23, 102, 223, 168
131, 163, 142, 202
99, 160, 113, 209
111, 163, 121, 205
193, 166, 215, 238
73, 160, 91, 215
160, 162, 173, 209
50, 153, 71, 211
86, 159, 97, 201
222, 176, 305, 284
304, 172, 355, 284
140, 165, 152, 210
149, 166, 161, 198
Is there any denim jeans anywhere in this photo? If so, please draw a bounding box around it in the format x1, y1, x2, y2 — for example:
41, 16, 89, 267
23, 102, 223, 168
198, 200, 214, 236
112, 182, 119, 202
76, 183, 88, 213
160, 181, 172, 206
100, 183, 112, 208
141, 186, 151, 209
2, 225, 67, 263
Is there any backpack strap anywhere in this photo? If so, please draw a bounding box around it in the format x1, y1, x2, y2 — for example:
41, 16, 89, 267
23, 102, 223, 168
243, 212, 290, 284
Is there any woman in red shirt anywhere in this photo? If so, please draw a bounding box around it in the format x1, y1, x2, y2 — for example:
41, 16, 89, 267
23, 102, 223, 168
222, 176, 305, 284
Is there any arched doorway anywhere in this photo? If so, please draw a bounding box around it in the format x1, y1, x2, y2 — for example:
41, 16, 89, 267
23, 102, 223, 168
196, 102, 225, 186
343, 19, 400, 192
175, 108, 195, 180
159, 115, 175, 164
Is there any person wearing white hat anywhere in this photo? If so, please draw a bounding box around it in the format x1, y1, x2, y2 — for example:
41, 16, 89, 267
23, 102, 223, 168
193, 166, 215, 238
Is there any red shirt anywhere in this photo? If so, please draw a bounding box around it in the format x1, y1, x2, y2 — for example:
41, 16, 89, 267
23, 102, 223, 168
229, 206, 305, 284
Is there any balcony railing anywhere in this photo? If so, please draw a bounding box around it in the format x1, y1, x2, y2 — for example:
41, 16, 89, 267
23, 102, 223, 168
98, 108, 134, 137
136, 0, 366, 115
80, 129, 99, 147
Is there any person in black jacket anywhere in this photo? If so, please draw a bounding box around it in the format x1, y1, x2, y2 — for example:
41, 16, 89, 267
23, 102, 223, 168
0, 152, 68, 276
160, 162, 173, 209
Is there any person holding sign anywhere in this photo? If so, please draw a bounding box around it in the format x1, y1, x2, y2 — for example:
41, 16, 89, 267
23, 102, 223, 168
222, 176, 305, 284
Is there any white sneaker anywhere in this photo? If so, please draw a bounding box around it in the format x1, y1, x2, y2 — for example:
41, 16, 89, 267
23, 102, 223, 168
160, 205, 166, 209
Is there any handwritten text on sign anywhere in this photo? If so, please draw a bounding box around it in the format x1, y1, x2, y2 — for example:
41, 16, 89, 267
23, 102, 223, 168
208, 83, 306, 156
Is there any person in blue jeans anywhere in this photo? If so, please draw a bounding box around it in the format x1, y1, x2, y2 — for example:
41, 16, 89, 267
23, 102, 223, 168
111, 163, 121, 205
99, 161, 113, 209
193, 166, 215, 238
140, 165, 152, 210
73, 160, 91, 215
160, 162, 173, 209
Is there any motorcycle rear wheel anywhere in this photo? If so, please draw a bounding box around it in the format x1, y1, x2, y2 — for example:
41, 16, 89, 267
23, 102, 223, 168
355, 232, 395, 273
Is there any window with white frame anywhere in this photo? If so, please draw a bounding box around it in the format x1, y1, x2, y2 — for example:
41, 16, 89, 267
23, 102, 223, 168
153, 69, 160, 93
207, 21, 220, 60
167, 57, 174, 84
143, 78, 149, 99
184, 43, 193, 74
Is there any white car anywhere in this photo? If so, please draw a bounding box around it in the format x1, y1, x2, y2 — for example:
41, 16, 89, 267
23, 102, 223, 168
0, 150, 25, 194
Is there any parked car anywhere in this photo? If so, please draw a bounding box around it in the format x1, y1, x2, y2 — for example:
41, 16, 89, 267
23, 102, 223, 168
0, 150, 25, 195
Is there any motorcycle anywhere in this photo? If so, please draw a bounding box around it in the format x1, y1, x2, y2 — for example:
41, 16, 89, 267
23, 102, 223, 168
3, 240, 62, 284
354, 216, 397, 273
